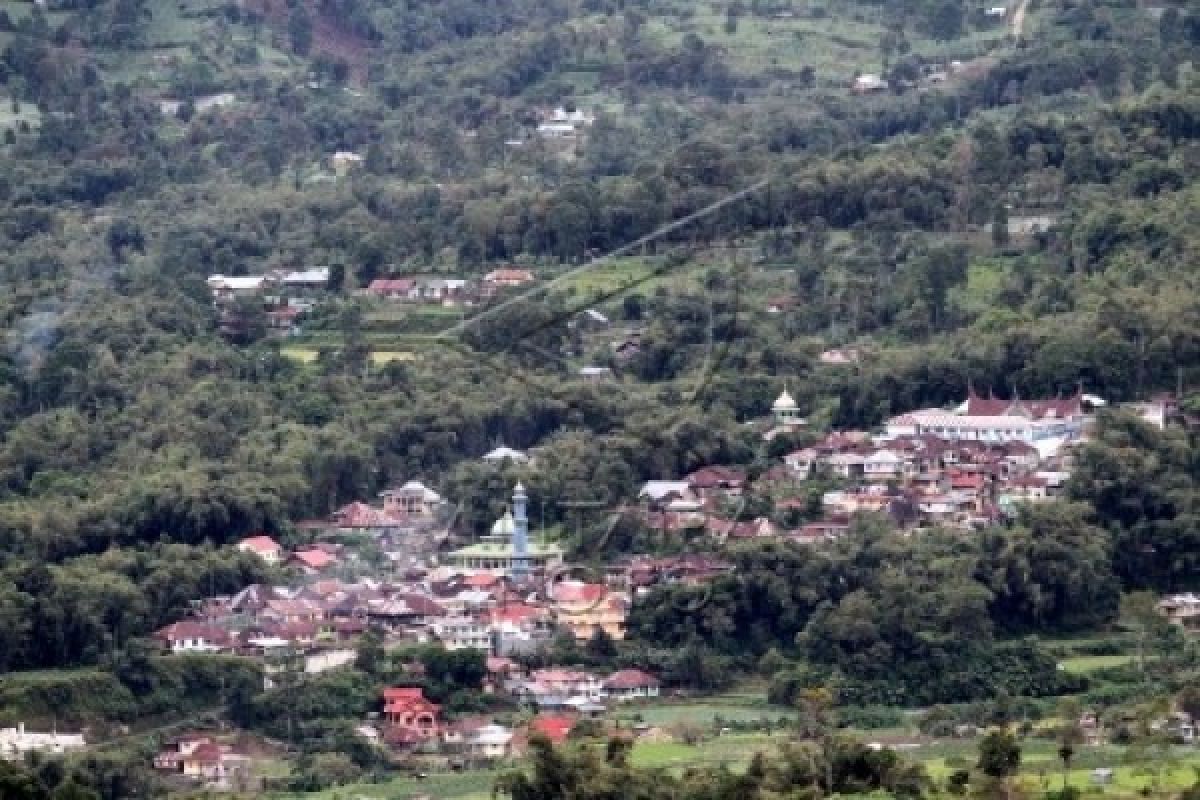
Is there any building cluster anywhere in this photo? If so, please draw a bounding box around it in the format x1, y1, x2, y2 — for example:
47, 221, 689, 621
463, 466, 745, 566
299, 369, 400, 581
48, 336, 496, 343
365, 666, 660, 759
636, 388, 1119, 540
207, 267, 331, 335
364, 269, 535, 306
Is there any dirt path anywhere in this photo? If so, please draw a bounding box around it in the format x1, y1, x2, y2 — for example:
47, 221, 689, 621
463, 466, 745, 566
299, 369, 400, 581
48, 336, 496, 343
1011, 0, 1030, 40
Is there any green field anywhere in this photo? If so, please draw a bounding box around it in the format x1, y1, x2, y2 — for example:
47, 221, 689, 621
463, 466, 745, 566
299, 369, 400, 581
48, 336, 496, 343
1059, 654, 1137, 674
272, 769, 499, 800
630, 732, 781, 769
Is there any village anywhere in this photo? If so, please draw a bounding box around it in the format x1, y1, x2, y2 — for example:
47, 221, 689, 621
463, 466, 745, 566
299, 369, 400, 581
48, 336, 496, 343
4, 381, 1181, 790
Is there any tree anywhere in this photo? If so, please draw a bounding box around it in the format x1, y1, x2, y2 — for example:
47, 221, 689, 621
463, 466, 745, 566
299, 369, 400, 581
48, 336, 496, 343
928, 0, 965, 40
977, 729, 1021, 800
1055, 698, 1084, 789
355, 628, 385, 676
1121, 591, 1169, 681
288, 6, 313, 56
585, 627, 618, 661
991, 204, 1010, 249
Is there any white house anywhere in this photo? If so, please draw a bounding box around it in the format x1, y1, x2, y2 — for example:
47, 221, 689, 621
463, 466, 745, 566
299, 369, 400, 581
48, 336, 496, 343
602, 670, 661, 702
863, 449, 907, 480
153, 621, 233, 654
784, 448, 819, 478
464, 724, 514, 760
432, 616, 492, 651
482, 445, 529, 464
236, 535, 284, 566
0, 725, 86, 760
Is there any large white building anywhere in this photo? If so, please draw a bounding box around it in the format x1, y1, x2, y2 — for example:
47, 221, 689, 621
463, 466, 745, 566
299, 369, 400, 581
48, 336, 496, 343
885, 389, 1089, 455
0, 724, 85, 760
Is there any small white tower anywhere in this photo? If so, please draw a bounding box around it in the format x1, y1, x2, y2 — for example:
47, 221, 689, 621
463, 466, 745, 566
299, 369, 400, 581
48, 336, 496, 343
772, 387, 804, 427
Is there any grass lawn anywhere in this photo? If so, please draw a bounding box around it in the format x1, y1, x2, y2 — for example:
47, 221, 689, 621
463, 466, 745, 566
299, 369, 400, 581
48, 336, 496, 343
280, 346, 417, 364
270, 769, 499, 800
631, 732, 780, 770
1059, 654, 1136, 674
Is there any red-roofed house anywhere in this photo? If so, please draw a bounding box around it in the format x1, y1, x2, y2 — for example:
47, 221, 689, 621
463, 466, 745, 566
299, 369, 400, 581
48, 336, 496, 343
528, 714, 576, 744
383, 688, 440, 739
483, 269, 535, 288
236, 535, 284, 566
602, 669, 661, 701
548, 582, 627, 641
290, 549, 336, 574
326, 502, 407, 536
367, 278, 418, 300
685, 466, 746, 496
154, 621, 234, 654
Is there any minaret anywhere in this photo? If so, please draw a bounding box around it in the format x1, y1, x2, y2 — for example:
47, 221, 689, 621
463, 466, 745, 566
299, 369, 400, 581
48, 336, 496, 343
511, 482, 529, 582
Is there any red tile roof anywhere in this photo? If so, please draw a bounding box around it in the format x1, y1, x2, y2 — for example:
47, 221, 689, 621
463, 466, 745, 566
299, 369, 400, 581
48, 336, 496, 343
368, 278, 416, 293
529, 714, 576, 744
291, 549, 336, 570
603, 669, 660, 690
238, 535, 282, 554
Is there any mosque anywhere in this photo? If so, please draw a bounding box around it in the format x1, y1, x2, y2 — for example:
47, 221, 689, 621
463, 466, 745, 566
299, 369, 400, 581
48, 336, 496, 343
444, 483, 565, 579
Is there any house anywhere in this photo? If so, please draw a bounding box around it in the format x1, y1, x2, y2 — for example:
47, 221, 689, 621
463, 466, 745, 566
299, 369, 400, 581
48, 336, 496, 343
863, 449, 908, 481
236, 535, 284, 566
527, 668, 603, 699
819, 347, 861, 365
280, 267, 330, 294
0, 724, 86, 760
784, 448, 819, 478
793, 516, 851, 542
432, 616, 492, 651
327, 502, 408, 536
368, 278, 418, 300
528, 714, 576, 745
290, 549, 337, 574
1158, 593, 1200, 629
548, 581, 627, 641
383, 688, 441, 739
154, 621, 233, 654
603, 670, 660, 701
154, 734, 240, 781
853, 74, 889, 93
685, 466, 746, 497
207, 274, 270, 302
462, 723, 514, 760
579, 366, 613, 382
826, 452, 866, 479
537, 122, 578, 139
330, 151, 364, 174
482, 445, 529, 464
483, 269, 535, 290
380, 480, 443, 517
765, 295, 797, 314
639, 481, 700, 511
415, 277, 470, 305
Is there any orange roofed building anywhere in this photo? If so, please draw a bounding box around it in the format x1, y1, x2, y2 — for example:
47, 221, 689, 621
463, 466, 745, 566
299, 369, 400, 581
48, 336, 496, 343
383, 688, 440, 739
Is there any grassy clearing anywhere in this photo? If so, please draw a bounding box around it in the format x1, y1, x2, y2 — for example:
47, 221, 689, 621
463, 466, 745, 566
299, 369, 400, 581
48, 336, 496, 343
1059, 654, 1137, 674
631, 732, 780, 769
280, 346, 417, 364
272, 769, 499, 800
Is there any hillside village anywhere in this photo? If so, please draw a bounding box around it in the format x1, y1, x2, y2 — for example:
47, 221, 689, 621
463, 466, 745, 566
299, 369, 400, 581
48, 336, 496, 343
35, 383, 1175, 789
